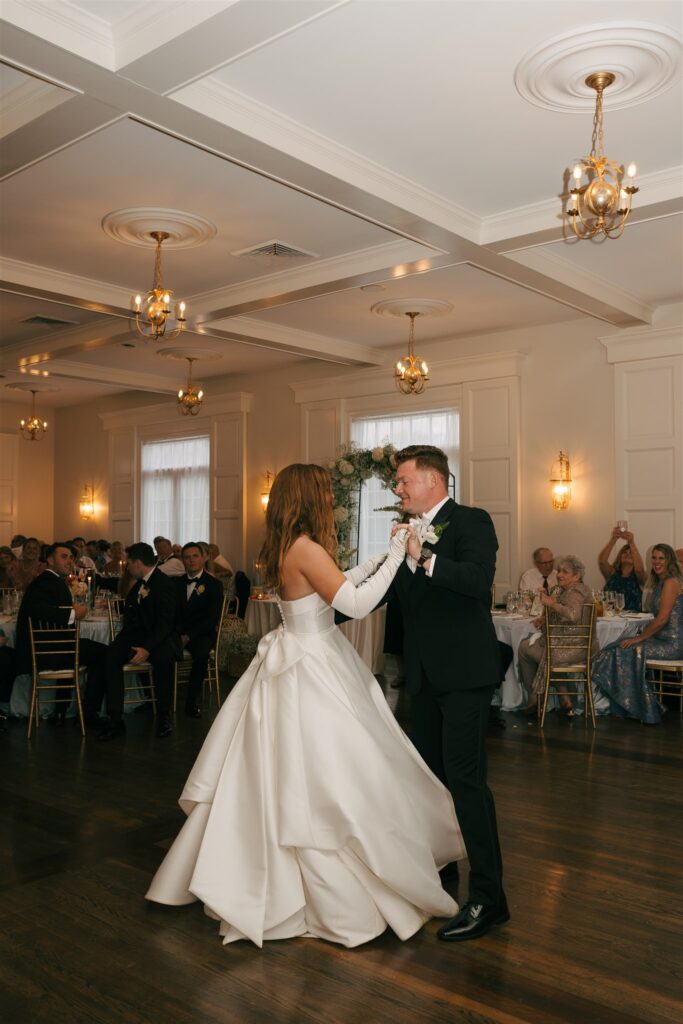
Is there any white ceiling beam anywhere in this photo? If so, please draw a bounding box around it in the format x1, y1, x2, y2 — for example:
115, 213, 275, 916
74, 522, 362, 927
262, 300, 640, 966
209, 316, 383, 366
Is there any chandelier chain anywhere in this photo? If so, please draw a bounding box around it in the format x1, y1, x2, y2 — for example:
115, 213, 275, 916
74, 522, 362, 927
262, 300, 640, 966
590, 83, 605, 161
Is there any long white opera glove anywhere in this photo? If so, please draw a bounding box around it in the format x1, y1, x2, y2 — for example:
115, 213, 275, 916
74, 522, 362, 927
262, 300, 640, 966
343, 553, 387, 586
332, 529, 407, 619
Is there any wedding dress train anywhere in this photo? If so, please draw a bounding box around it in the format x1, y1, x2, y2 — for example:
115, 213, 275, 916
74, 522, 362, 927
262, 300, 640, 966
146, 592, 465, 947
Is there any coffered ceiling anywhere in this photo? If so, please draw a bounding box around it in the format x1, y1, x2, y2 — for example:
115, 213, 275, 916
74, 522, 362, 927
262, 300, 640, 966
1, 0, 681, 407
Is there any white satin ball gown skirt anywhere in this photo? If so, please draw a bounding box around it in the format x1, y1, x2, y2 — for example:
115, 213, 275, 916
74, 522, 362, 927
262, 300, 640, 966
146, 592, 465, 947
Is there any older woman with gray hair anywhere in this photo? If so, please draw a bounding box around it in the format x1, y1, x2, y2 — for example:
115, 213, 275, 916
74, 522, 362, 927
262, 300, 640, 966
519, 554, 597, 716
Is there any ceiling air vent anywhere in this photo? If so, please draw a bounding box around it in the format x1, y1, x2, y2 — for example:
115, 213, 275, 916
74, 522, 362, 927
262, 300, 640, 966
232, 239, 318, 259
21, 314, 79, 327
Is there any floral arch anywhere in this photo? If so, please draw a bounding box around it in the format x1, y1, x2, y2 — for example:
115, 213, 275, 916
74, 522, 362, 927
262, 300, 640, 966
327, 443, 398, 567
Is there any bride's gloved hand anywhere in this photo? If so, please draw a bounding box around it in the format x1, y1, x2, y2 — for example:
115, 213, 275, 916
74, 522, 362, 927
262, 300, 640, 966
343, 553, 387, 586
332, 527, 409, 619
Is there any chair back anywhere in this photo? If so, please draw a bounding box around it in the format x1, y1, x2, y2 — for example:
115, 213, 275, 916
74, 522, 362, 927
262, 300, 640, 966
545, 602, 595, 672
107, 595, 125, 641
29, 620, 80, 674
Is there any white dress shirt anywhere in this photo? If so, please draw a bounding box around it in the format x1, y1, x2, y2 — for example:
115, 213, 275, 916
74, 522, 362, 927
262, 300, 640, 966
156, 556, 185, 577
519, 566, 558, 592
407, 496, 450, 576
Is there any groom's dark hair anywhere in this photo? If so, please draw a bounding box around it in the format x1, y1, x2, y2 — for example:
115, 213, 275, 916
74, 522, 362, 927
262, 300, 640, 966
395, 445, 449, 485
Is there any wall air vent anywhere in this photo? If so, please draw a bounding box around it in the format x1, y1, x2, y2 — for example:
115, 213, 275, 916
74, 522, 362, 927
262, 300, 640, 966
21, 315, 79, 327
232, 239, 318, 259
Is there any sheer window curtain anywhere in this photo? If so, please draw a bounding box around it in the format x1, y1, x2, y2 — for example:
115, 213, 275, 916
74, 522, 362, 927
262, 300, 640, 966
350, 410, 459, 563
141, 436, 210, 545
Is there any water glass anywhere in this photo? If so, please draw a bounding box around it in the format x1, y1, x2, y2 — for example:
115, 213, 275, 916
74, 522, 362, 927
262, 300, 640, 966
614, 593, 625, 614
617, 520, 628, 533
505, 591, 517, 613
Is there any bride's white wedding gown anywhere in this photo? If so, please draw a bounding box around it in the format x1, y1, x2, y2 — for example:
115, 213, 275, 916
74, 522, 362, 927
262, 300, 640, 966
146, 592, 465, 947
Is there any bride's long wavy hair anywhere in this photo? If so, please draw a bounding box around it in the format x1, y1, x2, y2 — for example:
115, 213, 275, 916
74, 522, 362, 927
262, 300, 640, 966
259, 464, 338, 589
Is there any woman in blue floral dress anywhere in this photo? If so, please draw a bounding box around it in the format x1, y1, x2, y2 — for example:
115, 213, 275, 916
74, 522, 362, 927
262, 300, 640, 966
592, 544, 683, 724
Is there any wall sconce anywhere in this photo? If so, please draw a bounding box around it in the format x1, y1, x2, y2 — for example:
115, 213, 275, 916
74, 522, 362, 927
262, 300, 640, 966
79, 483, 95, 520
549, 452, 572, 510
260, 471, 274, 512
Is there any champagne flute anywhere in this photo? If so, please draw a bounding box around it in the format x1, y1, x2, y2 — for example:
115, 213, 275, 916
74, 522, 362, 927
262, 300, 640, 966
614, 593, 625, 615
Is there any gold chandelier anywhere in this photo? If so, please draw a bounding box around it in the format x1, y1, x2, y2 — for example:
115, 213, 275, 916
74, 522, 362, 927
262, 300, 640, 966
19, 389, 48, 441
566, 72, 638, 240
395, 312, 429, 395
177, 357, 204, 416
132, 231, 187, 340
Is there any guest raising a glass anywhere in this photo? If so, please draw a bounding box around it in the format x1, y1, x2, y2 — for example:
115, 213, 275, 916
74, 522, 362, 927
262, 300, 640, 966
592, 544, 683, 724
597, 526, 647, 612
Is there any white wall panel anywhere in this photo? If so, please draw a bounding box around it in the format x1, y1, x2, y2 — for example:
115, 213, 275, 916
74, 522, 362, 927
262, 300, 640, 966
302, 401, 341, 465
0, 433, 17, 539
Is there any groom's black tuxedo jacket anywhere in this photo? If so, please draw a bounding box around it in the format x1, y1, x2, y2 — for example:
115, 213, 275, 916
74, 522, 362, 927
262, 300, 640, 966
175, 571, 223, 642
391, 498, 500, 695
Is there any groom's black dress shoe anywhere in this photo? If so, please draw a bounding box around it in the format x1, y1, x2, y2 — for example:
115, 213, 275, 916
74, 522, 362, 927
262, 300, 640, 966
184, 702, 202, 718
437, 900, 510, 942
97, 719, 125, 742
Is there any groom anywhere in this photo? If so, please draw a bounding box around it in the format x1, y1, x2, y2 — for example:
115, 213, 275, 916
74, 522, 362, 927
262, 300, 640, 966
390, 445, 508, 941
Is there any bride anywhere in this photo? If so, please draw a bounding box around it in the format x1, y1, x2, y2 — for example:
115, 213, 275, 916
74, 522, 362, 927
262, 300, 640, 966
146, 463, 465, 947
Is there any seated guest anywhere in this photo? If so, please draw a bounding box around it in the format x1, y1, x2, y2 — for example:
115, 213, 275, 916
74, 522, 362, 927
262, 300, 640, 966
10, 534, 26, 558
592, 544, 683, 724
0, 546, 18, 589
96, 542, 181, 741
71, 536, 97, 571
153, 536, 185, 577
518, 555, 597, 715
519, 547, 557, 594
100, 540, 124, 576
7, 537, 46, 591
176, 542, 224, 717
597, 526, 646, 611
207, 542, 234, 580
0, 627, 16, 706
14, 542, 106, 722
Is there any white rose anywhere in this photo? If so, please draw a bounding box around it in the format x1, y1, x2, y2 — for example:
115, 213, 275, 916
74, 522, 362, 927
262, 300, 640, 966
340, 477, 353, 488
333, 507, 349, 523
371, 447, 384, 463
423, 528, 439, 544
338, 460, 355, 476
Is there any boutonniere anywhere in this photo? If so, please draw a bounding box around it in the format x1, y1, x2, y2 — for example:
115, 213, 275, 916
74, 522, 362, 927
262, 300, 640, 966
196, 584, 205, 595
422, 522, 449, 545
139, 585, 150, 599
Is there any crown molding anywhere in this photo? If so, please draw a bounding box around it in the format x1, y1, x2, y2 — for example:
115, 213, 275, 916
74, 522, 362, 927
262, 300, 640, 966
290, 351, 526, 404
481, 166, 683, 247
504, 248, 653, 325
0, 75, 73, 137
1, 0, 115, 69
190, 239, 438, 314
99, 391, 253, 431
171, 76, 482, 244
599, 324, 683, 363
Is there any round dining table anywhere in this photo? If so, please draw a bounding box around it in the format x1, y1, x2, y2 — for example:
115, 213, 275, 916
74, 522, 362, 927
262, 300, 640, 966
491, 611, 653, 710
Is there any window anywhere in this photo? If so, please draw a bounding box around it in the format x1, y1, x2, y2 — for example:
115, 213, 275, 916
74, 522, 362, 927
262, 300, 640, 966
351, 409, 459, 562
141, 436, 210, 545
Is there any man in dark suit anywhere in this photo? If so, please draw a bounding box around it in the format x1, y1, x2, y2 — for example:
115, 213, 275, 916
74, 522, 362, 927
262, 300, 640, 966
96, 542, 181, 741
15, 542, 107, 722
391, 444, 508, 941
176, 542, 223, 718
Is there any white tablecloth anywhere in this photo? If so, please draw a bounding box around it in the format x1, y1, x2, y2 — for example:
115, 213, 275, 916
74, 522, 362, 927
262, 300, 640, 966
245, 598, 386, 674
491, 612, 652, 710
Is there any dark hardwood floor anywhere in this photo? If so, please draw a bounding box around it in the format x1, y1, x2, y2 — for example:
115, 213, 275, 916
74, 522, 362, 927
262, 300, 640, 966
1, 679, 681, 1024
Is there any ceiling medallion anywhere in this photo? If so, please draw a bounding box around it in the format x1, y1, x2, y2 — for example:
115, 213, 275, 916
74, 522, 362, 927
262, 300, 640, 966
101, 208, 217, 249
370, 298, 453, 319
515, 23, 681, 113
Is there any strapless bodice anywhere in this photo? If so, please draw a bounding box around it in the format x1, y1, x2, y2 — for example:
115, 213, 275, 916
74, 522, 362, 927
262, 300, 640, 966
276, 591, 336, 636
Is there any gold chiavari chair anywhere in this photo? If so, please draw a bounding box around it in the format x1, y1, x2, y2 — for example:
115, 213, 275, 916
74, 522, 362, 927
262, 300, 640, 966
540, 602, 597, 728
28, 620, 86, 737
106, 596, 156, 715
646, 659, 683, 712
